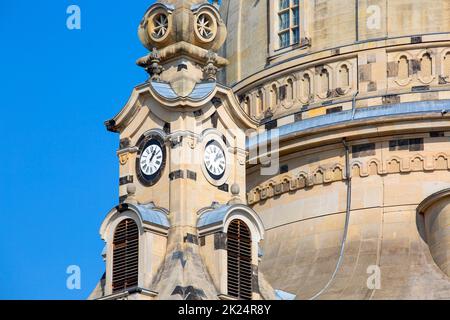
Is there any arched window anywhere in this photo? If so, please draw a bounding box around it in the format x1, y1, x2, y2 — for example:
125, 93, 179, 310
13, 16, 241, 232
420, 53, 432, 78
398, 56, 409, 80
112, 219, 139, 293
338, 64, 350, 88
227, 219, 252, 300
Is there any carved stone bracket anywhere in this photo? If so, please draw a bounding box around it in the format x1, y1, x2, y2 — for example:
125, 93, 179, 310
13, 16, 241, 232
136, 48, 165, 81
202, 51, 219, 81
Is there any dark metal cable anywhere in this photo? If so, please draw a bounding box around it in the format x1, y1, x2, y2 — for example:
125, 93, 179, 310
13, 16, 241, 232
308, 138, 352, 300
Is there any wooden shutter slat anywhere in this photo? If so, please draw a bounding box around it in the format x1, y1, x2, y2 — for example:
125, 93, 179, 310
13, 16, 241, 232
112, 219, 139, 293
227, 219, 253, 300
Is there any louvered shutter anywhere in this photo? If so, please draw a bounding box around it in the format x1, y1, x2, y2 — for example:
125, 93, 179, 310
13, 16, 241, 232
227, 219, 253, 300
112, 219, 139, 293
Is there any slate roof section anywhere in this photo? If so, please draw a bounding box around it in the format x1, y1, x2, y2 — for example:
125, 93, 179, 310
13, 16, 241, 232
248, 99, 450, 149
150, 81, 179, 100
197, 205, 231, 228
133, 203, 170, 228
150, 81, 216, 101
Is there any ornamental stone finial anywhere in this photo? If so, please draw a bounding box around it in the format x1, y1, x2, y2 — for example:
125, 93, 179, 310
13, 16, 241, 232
228, 183, 242, 205
136, 48, 165, 81
202, 51, 219, 81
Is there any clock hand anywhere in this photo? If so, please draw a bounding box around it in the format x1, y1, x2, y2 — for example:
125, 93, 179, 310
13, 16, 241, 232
149, 148, 157, 162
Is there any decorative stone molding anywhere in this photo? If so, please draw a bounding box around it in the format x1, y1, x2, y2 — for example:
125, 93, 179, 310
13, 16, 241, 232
247, 152, 450, 204
202, 51, 219, 81
119, 153, 129, 165
137, 49, 164, 81
239, 58, 357, 120
117, 146, 139, 166
387, 47, 450, 90
237, 46, 450, 124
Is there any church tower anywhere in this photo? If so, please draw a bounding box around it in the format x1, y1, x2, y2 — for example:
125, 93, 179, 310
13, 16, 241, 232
89, 0, 275, 300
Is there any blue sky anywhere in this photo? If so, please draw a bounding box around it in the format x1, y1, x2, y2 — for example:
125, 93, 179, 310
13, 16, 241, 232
0, 0, 156, 299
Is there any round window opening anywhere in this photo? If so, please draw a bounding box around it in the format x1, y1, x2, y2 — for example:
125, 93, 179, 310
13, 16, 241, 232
152, 13, 169, 40
196, 12, 217, 42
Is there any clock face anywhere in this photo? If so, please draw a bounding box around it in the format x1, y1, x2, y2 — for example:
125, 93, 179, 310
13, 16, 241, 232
140, 144, 163, 176
136, 136, 166, 186
204, 140, 226, 180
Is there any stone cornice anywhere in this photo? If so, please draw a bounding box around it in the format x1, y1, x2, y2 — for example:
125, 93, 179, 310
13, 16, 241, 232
137, 41, 229, 67
248, 152, 450, 205
248, 113, 450, 165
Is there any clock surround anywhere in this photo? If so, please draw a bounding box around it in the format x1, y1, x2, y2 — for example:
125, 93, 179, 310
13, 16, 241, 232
136, 134, 166, 187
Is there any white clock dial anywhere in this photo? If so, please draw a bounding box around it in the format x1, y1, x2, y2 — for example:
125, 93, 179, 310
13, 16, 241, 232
140, 144, 163, 176
204, 142, 226, 178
